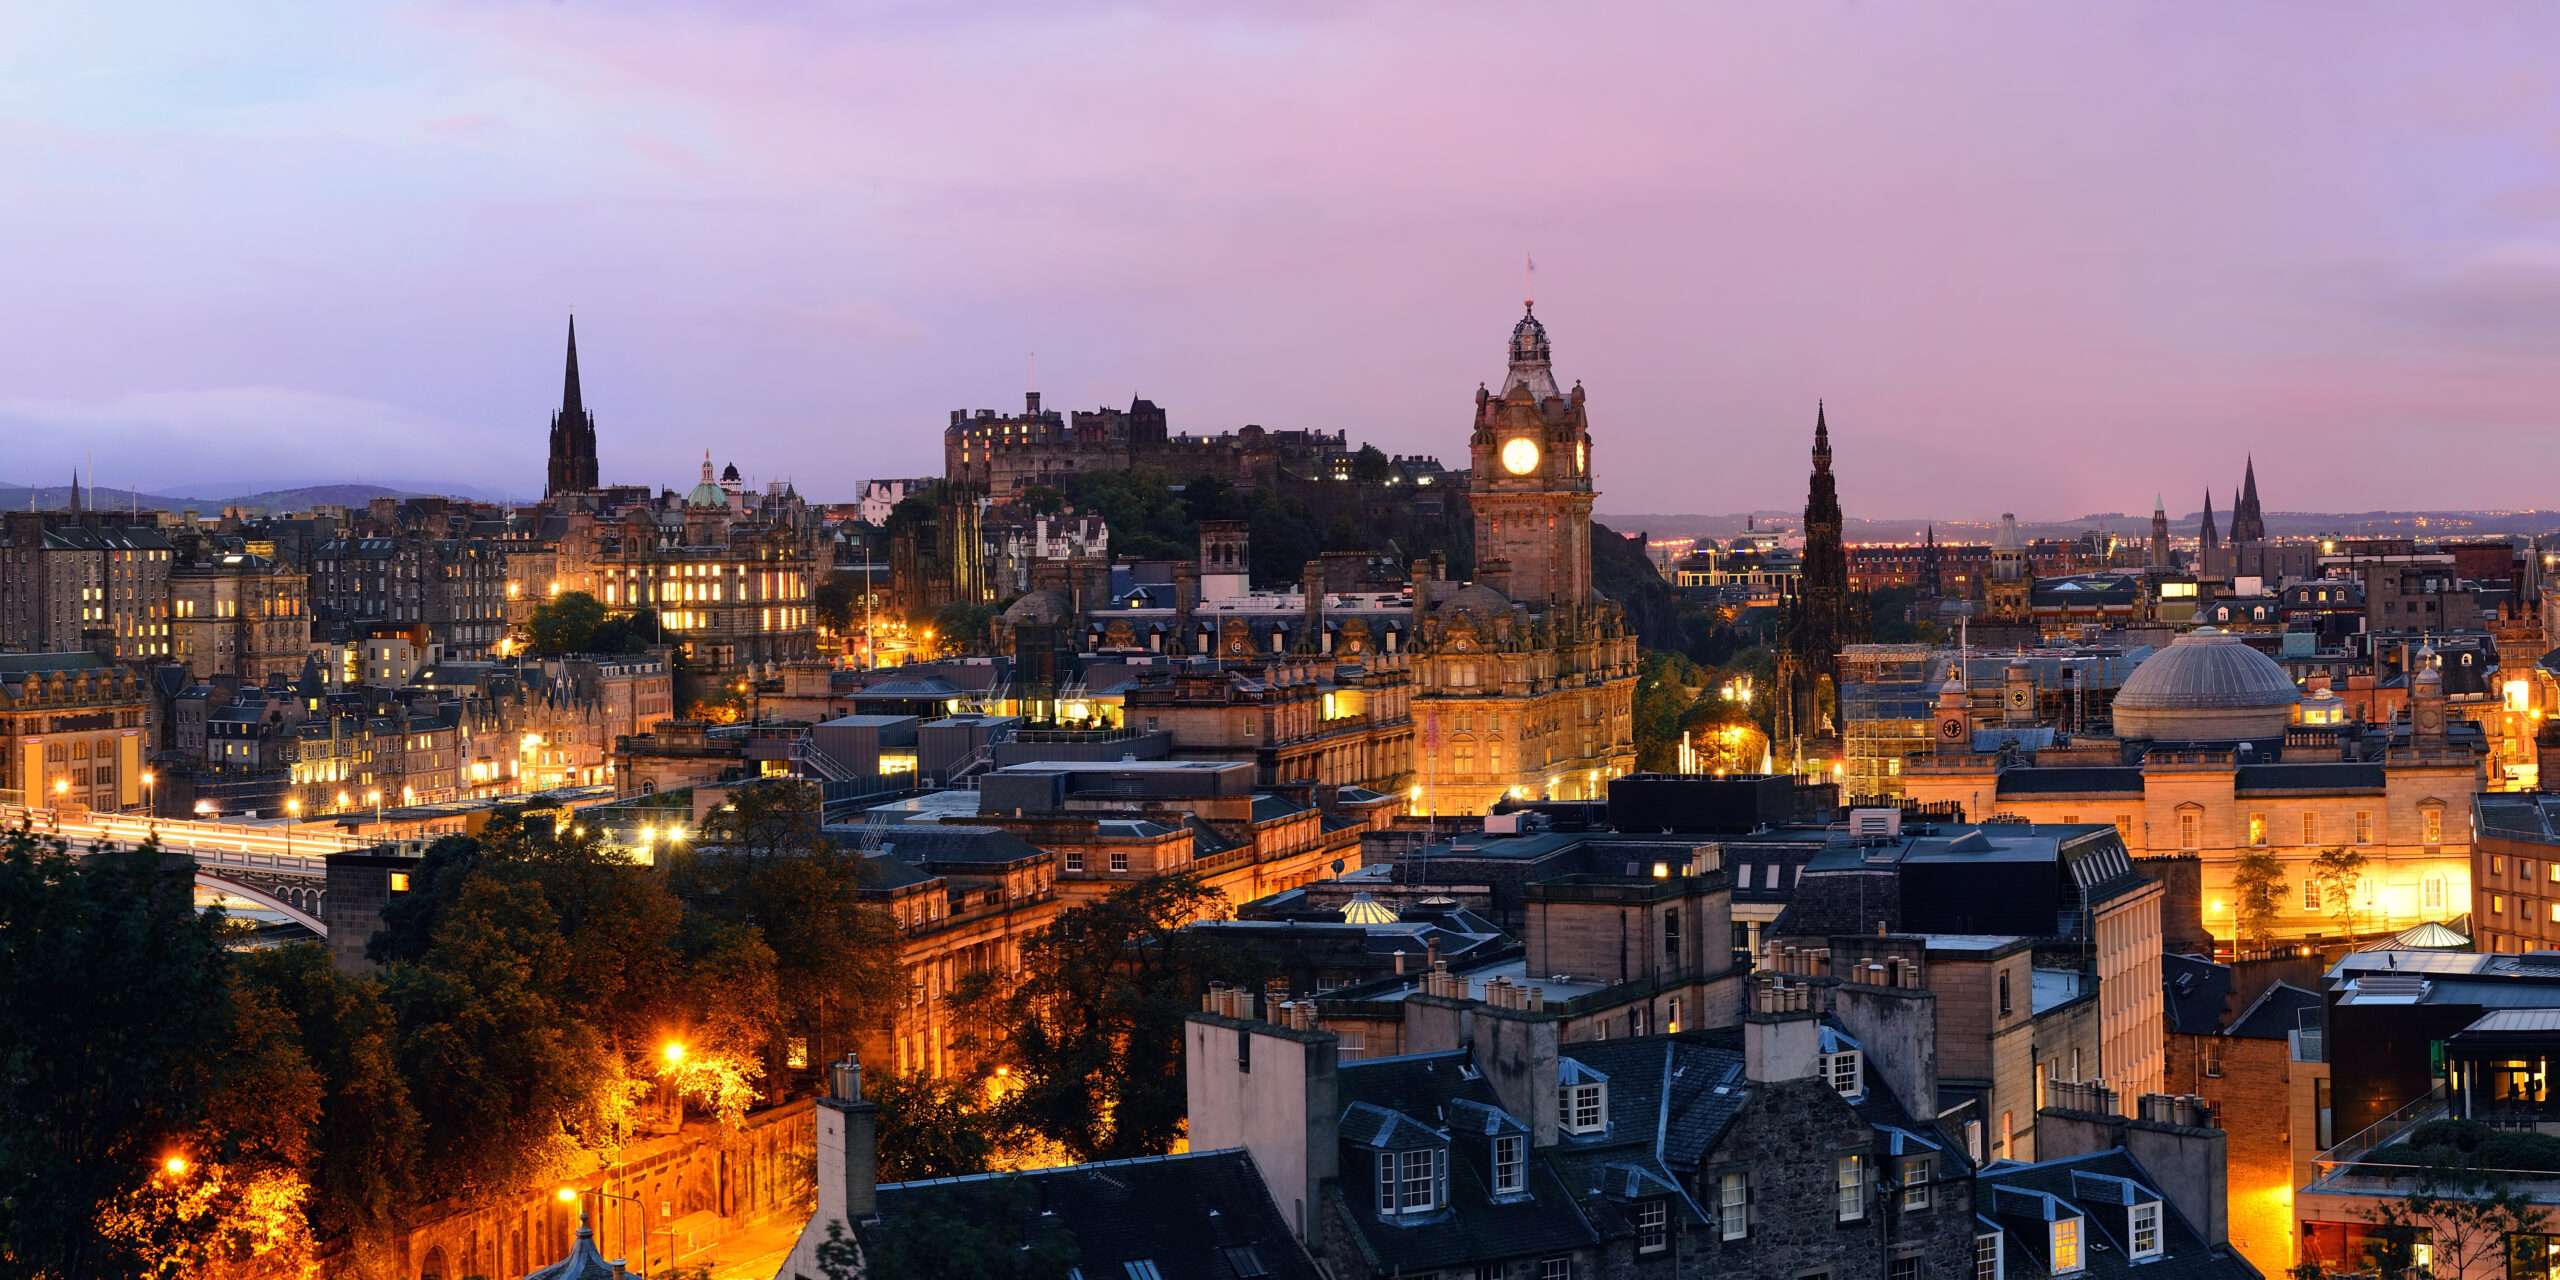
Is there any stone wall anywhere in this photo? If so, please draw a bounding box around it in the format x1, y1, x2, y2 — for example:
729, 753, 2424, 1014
340, 1099, 816, 1280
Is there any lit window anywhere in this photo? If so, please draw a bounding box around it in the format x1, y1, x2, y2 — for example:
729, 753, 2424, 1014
2248, 812, 2267, 847
1493, 1134, 1525, 1196
389, 872, 410, 892
2356, 811, 2373, 844
2424, 806, 2444, 844
2303, 880, 2321, 911
1836, 1154, 1866, 1221
2302, 812, 2318, 845
1901, 1155, 1932, 1211
2050, 1216, 2082, 1273
1718, 1171, 1748, 1241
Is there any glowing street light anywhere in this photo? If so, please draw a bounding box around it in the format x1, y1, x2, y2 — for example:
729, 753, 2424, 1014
661, 1040, 688, 1067
555, 1186, 578, 1205
162, 1154, 190, 1177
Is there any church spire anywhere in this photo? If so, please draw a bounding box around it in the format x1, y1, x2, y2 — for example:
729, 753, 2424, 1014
1812, 400, 1832, 473
2199, 490, 2219, 550
561, 315, 584, 421
67, 468, 81, 514
545, 314, 600, 500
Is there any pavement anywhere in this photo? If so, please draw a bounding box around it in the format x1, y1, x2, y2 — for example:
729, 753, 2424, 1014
674, 1213, 804, 1280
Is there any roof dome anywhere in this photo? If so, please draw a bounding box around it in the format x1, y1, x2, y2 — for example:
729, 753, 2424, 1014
1001, 589, 1072, 626
1435, 583, 1513, 617
2112, 628, 2298, 741
685, 450, 726, 509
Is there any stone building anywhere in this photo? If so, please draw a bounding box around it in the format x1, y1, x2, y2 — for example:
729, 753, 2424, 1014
1778, 404, 1850, 760
1408, 303, 1638, 814
310, 532, 506, 660
1903, 631, 2481, 951
2160, 951, 2326, 1274
942, 388, 1346, 501
544, 316, 600, 499
0, 651, 150, 809
168, 550, 309, 682
0, 513, 175, 662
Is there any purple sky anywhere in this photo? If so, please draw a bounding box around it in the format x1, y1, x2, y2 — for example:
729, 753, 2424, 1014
8, 3, 2560, 517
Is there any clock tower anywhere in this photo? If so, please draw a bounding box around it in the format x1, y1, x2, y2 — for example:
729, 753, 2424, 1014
1469, 303, 1595, 607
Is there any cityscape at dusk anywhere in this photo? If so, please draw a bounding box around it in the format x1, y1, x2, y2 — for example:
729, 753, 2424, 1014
19, 6, 2560, 1280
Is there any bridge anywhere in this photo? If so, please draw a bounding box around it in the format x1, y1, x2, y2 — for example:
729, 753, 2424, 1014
8, 807, 375, 936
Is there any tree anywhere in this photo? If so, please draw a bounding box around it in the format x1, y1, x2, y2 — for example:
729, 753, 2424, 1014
670, 781, 901, 1083
230, 946, 419, 1248
0, 832, 237, 1277
1351, 444, 1391, 484
813, 573, 861, 633
527, 590, 611, 655
2231, 849, 2288, 955
587, 607, 660, 655
384, 876, 637, 1195
868, 1073, 1008, 1182
973, 874, 1231, 1162
2359, 1168, 2535, 1279
2312, 846, 2371, 939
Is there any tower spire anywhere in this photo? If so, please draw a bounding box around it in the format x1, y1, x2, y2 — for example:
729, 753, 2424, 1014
545, 313, 600, 499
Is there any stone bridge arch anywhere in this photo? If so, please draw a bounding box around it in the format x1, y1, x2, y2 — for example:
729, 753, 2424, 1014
196, 870, 326, 935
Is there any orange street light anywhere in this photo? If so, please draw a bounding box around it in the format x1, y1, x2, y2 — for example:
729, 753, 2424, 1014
661, 1040, 688, 1066
162, 1154, 190, 1177
555, 1186, 578, 1204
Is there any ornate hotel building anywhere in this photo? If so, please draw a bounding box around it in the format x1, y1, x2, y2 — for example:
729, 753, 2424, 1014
1408, 304, 1638, 814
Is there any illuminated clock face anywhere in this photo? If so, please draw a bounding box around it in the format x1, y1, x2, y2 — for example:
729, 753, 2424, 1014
1500, 436, 1541, 476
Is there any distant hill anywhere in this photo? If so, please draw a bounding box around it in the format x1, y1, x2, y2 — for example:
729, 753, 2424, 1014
0, 481, 514, 514
1603, 509, 2560, 545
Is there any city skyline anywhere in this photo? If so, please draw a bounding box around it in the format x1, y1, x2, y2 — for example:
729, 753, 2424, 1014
11, 5, 2560, 513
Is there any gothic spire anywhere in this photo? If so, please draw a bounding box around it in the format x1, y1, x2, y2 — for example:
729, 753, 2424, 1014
67, 468, 81, 515
561, 315, 584, 421
1812, 400, 1831, 473
2199, 490, 2219, 550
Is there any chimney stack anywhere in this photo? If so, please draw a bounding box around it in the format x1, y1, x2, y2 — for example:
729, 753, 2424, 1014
1743, 973, 1823, 1084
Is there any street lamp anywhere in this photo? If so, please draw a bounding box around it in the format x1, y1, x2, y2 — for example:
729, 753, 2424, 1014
366, 789, 383, 825
161, 1153, 189, 1178
558, 1185, 655, 1274
284, 797, 301, 859
141, 770, 155, 817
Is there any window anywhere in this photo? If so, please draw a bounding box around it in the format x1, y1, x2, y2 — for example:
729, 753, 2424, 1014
1064, 851, 1084, 872
1494, 1134, 1526, 1196
1662, 907, 1682, 962
1824, 1049, 1863, 1097
1124, 1262, 1163, 1280
2000, 1111, 2014, 1160
2496, 894, 2507, 916
2352, 810, 2373, 843
2423, 806, 2444, 844
1998, 971, 2012, 1016
2423, 877, 2445, 911
1560, 1082, 1606, 1134
2178, 809, 2200, 851
1890, 1259, 1919, 1280
1975, 1231, 2004, 1280
1901, 1155, 1932, 1211
1375, 1148, 1446, 1216
2302, 812, 2318, 845
1110, 849, 1130, 873
1637, 1198, 1668, 1252
2050, 1216, 2082, 1273
1718, 1171, 1749, 1240
2497, 856, 2510, 876
388, 872, 410, 892
1836, 1154, 1866, 1221
1539, 1259, 1571, 1280
2129, 1200, 2162, 1259
2303, 879, 2321, 911
2248, 812, 2268, 846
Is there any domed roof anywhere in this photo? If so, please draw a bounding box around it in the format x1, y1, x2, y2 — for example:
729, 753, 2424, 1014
2112, 628, 2298, 741
1002, 589, 1072, 625
1436, 583, 1513, 617
1340, 892, 1399, 925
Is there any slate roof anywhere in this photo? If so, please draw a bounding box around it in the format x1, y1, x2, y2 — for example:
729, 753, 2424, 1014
1996, 766, 2144, 797
2232, 762, 2386, 794
2225, 981, 2321, 1042
1329, 1051, 1599, 1271
1978, 1148, 2256, 1278
2162, 953, 2233, 1037
872, 1148, 1320, 1280
866, 824, 1047, 867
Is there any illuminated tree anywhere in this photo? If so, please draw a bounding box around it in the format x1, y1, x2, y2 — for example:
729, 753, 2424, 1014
2231, 848, 2288, 955
2312, 846, 2370, 939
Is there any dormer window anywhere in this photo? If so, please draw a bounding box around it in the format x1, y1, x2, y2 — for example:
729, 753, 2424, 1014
1493, 1134, 1526, 1196
2049, 1216, 2083, 1273
1899, 1155, 1932, 1211
1823, 1048, 1863, 1098
1559, 1081, 1606, 1134
1374, 1148, 1447, 1217
2129, 1200, 2162, 1260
